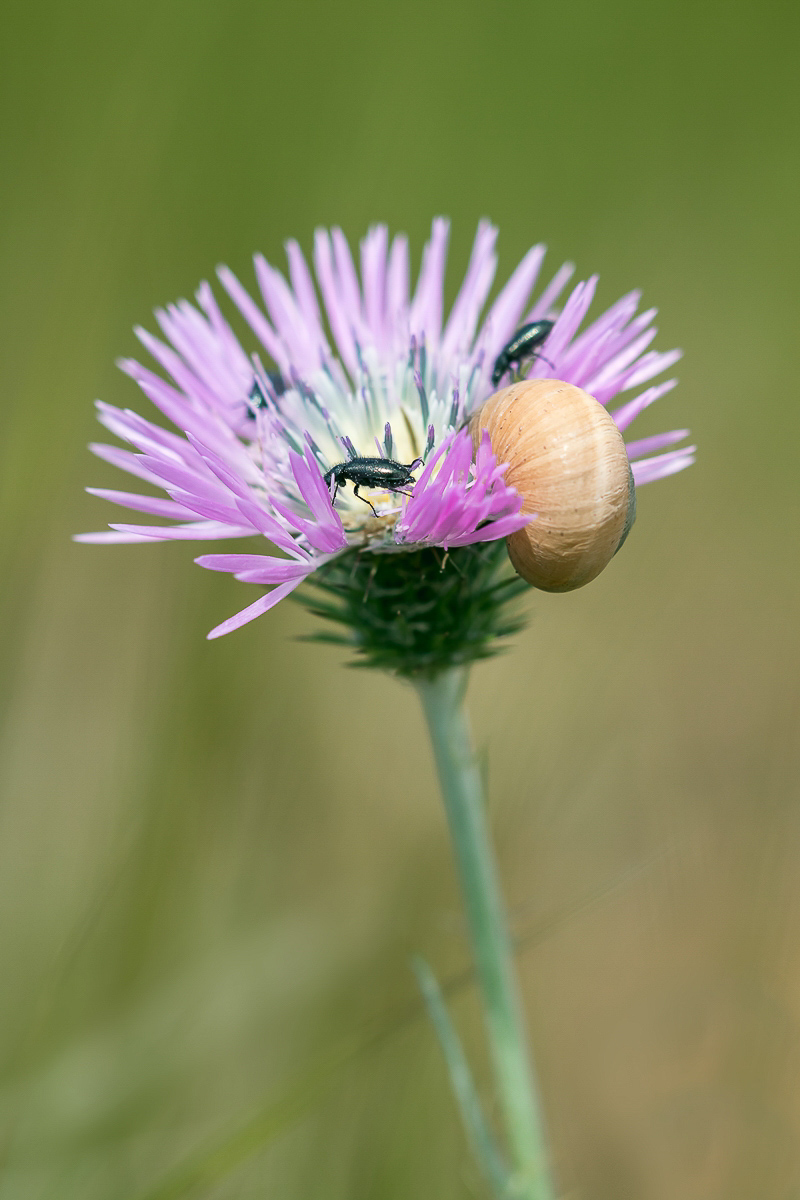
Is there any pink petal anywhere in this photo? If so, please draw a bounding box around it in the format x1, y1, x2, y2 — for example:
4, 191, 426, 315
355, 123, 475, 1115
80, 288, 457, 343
360, 224, 389, 350
195, 554, 311, 584
611, 379, 677, 432
396, 429, 524, 549
581, 327, 658, 395
625, 429, 690, 461
409, 217, 450, 347
135, 325, 216, 409
285, 239, 327, 347
386, 233, 410, 345
540, 277, 599, 365
108, 520, 253, 540
216, 264, 290, 374
85, 488, 198, 519
525, 261, 575, 321
449, 510, 531, 546
206, 577, 307, 639
233, 497, 307, 557
478, 243, 546, 367
74, 530, 166, 544
313, 228, 359, 376
89, 442, 167, 488
632, 446, 696, 485
254, 254, 322, 372
332, 228, 367, 339
440, 220, 498, 360
616, 348, 682, 393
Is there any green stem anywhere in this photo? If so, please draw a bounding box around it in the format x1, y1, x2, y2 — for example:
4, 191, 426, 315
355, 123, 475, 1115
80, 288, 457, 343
415, 667, 554, 1200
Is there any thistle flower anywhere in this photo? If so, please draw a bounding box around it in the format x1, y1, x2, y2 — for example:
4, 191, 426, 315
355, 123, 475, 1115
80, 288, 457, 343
78, 218, 694, 649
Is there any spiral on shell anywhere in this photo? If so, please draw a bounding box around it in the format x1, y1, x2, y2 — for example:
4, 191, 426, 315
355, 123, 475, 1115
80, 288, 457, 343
470, 379, 635, 592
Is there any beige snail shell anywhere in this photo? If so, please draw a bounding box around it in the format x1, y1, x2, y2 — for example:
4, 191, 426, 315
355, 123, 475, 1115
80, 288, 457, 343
470, 378, 636, 592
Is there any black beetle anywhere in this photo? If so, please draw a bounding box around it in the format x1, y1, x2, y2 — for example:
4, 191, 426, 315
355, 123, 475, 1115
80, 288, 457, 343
491, 319, 555, 387
324, 456, 423, 517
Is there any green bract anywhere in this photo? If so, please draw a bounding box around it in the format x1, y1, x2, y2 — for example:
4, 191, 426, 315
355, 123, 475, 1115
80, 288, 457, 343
296, 541, 530, 677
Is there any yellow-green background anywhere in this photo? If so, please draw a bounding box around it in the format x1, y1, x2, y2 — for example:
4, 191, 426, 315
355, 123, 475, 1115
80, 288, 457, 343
1, 1, 798, 1196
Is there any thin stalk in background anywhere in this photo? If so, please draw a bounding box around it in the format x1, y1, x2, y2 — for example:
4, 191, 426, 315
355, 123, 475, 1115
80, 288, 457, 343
415, 667, 554, 1200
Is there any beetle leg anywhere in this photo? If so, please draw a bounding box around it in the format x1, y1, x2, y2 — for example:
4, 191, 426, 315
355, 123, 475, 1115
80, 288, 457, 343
531, 351, 556, 373
353, 483, 379, 518
516, 350, 555, 380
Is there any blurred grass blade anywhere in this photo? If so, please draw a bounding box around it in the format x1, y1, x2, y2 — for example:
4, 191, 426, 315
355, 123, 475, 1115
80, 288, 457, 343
412, 955, 511, 1199
133, 1043, 356, 1200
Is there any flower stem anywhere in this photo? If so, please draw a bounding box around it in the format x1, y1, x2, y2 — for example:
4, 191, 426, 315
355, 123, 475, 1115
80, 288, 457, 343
415, 667, 554, 1200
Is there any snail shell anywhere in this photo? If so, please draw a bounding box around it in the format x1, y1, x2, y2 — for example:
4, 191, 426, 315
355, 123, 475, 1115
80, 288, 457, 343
470, 379, 635, 592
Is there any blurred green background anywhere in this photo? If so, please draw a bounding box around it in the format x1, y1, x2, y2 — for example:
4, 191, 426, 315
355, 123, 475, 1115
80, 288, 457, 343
1, 0, 798, 1196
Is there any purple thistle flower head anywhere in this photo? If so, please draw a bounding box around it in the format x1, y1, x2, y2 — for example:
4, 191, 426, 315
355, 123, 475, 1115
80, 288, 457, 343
78, 219, 694, 642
